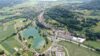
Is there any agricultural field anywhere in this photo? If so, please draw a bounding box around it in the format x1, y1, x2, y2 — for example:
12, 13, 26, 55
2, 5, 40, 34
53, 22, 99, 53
0, 18, 31, 55
0, 36, 22, 55
0, 18, 27, 41
0, 23, 15, 41
58, 41, 100, 56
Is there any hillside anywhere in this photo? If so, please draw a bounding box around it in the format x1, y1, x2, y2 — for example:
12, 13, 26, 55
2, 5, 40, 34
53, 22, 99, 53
0, 0, 26, 8
44, 5, 100, 40
79, 0, 100, 10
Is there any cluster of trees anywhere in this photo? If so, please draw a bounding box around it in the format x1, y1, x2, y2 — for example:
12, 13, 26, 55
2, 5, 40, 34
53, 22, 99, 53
85, 29, 100, 41
81, 19, 100, 27
44, 6, 81, 30
39, 54, 45, 56
0, 50, 4, 55
44, 6, 100, 41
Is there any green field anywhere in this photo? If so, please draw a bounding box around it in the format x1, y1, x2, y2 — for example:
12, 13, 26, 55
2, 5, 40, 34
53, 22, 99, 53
0, 19, 26, 55
1, 36, 22, 54
84, 41, 100, 48
92, 22, 100, 32
58, 41, 100, 56
0, 24, 15, 41
0, 18, 27, 41
85, 22, 100, 48
0, 45, 10, 55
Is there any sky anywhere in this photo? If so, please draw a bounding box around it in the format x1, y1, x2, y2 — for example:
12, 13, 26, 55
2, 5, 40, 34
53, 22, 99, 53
28, 0, 91, 3
36, 0, 91, 1
38, 0, 57, 1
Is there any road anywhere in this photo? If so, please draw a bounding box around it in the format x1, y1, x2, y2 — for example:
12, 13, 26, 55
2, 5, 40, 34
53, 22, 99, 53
59, 38, 95, 51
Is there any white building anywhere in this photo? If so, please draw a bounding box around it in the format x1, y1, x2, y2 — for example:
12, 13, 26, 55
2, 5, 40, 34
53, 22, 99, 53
72, 36, 86, 43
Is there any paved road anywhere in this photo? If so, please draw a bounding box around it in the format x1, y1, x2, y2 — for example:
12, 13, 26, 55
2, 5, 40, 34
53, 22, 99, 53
59, 38, 95, 51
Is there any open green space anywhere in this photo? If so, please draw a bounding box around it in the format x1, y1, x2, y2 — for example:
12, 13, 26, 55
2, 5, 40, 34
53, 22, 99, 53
84, 41, 100, 48
0, 24, 15, 41
0, 18, 28, 55
92, 22, 100, 32
58, 41, 100, 56
1, 36, 22, 54
0, 18, 28, 41
0, 44, 10, 55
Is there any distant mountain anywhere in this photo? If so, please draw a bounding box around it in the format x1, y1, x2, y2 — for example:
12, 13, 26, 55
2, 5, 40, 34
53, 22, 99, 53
79, 0, 100, 10
35, 0, 92, 11
36, 0, 82, 11
0, 0, 26, 8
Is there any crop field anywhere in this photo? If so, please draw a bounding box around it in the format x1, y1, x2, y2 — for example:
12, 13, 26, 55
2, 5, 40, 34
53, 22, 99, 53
0, 19, 26, 55
1, 36, 22, 54
0, 18, 27, 41
58, 41, 100, 56
0, 24, 15, 41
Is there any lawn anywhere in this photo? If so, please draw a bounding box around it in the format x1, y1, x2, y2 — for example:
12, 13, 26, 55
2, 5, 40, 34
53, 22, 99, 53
58, 41, 100, 56
84, 40, 100, 48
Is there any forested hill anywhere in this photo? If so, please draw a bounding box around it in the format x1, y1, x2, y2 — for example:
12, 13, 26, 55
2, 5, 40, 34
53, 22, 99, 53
79, 0, 100, 10
0, 0, 26, 8
44, 5, 100, 40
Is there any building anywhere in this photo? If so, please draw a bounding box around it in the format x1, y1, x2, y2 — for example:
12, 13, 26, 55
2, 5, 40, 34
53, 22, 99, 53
72, 36, 86, 43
